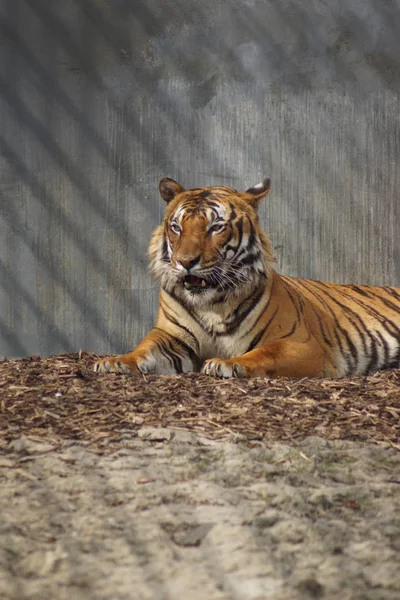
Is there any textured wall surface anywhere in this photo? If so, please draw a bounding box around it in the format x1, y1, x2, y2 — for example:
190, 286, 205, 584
1, 0, 400, 357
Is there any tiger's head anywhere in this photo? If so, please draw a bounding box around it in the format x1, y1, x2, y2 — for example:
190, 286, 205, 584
149, 177, 275, 304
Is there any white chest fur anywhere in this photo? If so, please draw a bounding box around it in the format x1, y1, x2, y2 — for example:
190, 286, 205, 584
161, 289, 266, 362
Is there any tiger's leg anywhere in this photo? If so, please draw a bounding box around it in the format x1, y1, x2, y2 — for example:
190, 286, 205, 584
94, 328, 199, 375
202, 339, 331, 379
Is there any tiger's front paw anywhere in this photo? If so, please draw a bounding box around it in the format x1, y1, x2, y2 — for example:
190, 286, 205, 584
201, 358, 247, 379
93, 355, 140, 375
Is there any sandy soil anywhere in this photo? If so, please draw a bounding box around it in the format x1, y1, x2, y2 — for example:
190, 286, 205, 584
0, 354, 399, 600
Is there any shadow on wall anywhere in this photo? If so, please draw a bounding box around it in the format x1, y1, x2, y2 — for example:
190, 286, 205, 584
1, 0, 400, 356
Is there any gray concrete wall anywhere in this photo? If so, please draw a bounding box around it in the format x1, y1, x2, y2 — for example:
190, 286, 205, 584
1, 0, 400, 358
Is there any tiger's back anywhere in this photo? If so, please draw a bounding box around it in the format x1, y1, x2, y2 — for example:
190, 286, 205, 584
278, 276, 400, 377
94, 177, 400, 379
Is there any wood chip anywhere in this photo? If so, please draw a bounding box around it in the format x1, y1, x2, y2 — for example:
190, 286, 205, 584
0, 352, 399, 453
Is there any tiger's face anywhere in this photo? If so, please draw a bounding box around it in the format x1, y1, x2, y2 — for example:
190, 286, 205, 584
149, 177, 274, 303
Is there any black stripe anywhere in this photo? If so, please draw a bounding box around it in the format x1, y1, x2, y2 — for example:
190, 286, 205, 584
383, 286, 400, 301
228, 202, 237, 221
153, 327, 200, 369
166, 347, 183, 373
280, 277, 301, 322
308, 280, 400, 373
153, 338, 178, 371
360, 288, 400, 314
325, 288, 371, 356
219, 284, 266, 336
223, 217, 244, 258
349, 287, 400, 337
248, 306, 279, 351
160, 298, 200, 354
278, 321, 297, 339
375, 330, 390, 366
336, 296, 400, 366
222, 234, 235, 255
247, 216, 257, 247
282, 276, 333, 347
240, 280, 275, 340
161, 234, 169, 262
389, 340, 400, 368
288, 280, 332, 346
314, 313, 334, 347
200, 199, 220, 210
225, 285, 261, 323
293, 279, 356, 373
349, 285, 371, 297
236, 251, 262, 267
235, 216, 243, 249
291, 279, 348, 355
380, 318, 400, 342
339, 287, 395, 322
335, 287, 400, 367
166, 289, 214, 335
308, 281, 373, 367
365, 334, 379, 373
335, 288, 400, 365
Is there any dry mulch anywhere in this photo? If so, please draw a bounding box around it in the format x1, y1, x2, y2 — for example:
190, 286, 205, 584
0, 352, 399, 452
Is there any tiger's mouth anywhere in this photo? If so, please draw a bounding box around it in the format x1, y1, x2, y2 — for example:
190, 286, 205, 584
183, 275, 210, 292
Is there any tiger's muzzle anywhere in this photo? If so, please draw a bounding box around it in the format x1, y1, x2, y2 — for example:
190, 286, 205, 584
183, 274, 210, 292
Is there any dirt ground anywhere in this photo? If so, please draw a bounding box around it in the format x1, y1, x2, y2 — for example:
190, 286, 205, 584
0, 353, 399, 600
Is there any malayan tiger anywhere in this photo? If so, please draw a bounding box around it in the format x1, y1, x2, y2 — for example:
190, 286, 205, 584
94, 177, 400, 379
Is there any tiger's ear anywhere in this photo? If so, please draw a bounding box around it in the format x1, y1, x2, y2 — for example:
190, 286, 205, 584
244, 177, 271, 207
159, 178, 185, 203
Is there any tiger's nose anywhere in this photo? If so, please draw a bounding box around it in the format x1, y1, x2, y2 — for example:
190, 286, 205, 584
177, 256, 200, 271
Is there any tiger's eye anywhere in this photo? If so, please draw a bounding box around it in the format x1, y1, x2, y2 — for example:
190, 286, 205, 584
170, 222, 181, 234
209, 223, 225, 234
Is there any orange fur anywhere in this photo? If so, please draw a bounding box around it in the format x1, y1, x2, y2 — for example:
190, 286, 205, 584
94, 178, 400, 379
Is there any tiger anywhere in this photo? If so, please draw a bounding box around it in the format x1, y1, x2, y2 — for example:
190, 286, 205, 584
94, 176, 400, 379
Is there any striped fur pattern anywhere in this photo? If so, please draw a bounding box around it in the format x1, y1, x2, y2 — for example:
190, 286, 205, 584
94, 177, 400, 378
